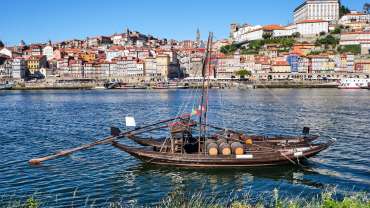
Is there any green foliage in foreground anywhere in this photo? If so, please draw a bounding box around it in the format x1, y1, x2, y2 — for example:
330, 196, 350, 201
2, 189, 369, 208
159, 189, 369, 208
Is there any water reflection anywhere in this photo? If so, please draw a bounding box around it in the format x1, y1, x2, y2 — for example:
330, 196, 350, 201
0, 89, 369, 207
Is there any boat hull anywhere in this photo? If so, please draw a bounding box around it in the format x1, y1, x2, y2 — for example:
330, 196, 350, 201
112, 141, 333, 168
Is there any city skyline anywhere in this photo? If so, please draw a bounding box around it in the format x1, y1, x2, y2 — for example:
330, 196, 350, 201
0, 0, 367, 46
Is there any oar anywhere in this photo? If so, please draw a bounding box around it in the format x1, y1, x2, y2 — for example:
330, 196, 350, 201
29, 136, 116, 165
29, 116, 182, 165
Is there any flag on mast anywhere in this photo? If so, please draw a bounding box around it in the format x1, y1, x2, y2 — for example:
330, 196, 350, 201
125, 116, 136, 127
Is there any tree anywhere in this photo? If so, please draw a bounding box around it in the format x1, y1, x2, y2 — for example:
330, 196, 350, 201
0, 40, 4, 49
262, 33, 272, 40
316, 35, 339, 49
220, 44, 238, 55
235, 69, 252, 78
292, 32, 301, 38
331, 26, 342, 34
339, 5, 350, 17
337, 45, 361, 54
319, 31, 327, 36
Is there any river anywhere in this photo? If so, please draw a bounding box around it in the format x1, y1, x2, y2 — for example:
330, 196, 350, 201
0, 89, 369, 207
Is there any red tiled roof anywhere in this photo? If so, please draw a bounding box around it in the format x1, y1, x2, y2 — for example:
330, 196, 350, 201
263, 24, 285, 30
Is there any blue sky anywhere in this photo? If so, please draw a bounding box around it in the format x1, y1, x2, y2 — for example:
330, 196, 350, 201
0, 0, 367, 46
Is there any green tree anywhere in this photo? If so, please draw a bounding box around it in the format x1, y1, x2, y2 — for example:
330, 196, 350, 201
220, 44, 238, 55
262, 33, 272, 40
0, 40, 4, 48
331, 26, 342, 34
292, 32, 301, 38
338, 45, 361, 54
339, 5, 350, 17
235, 69, 252, 78
319, 31, 327, 36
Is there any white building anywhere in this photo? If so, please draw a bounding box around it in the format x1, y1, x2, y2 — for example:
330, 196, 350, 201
296, 20, 329, 36
12, 58, 27, 79
294, 0, 340, 23
111, 34, 126, 45
106, 46, 125, 61
0, 48, 12, 58
42, 45, 54, 61
0, 59, 12, 78
273, 24, 297, 38
231, 24, 263, 42
215, 55, 241, 78
339, 11, 370, 26
340, 32, 370, 45
144, 57, 158, 78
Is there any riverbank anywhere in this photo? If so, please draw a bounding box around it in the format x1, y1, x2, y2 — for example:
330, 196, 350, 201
2, 80, 341, 90
4, 189, 369, 208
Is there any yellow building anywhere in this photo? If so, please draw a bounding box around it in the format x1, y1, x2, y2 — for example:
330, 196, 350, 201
271, 61, 291, 73
80, 52, 96, 62
156, 54, 170, 79
27, 55, 47, 74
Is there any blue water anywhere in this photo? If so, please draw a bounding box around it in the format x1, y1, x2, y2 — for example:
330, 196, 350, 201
0, 89, 369, 207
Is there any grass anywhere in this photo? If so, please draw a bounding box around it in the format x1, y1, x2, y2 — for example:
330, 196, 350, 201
1, 189, 369, 208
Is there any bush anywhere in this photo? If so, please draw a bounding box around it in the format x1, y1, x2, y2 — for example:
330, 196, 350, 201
220, 44, 239, 55
338, 45, 361, 54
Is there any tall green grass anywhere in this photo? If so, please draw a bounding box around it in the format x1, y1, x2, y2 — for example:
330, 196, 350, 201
2, 189, 369, 208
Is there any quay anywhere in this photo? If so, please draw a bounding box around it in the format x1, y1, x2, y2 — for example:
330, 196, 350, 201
3, 79, 340, 90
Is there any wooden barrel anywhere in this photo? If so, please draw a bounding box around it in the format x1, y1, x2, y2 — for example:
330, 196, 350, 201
207, 143, 218, 156
231, 142, 244, 155
216, 138, 227, 145
218, 142, 231, 156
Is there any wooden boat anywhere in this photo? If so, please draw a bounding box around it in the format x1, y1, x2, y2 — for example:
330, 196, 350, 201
112, 140, 334, 167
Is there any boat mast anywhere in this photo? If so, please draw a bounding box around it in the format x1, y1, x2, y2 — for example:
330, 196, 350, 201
198, 32, 213, 153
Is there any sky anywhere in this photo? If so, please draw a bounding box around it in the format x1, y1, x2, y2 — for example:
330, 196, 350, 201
0, 0, 367, 46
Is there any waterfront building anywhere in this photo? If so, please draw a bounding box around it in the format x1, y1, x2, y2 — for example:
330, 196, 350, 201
271, 61, 291, 73
293, 0, 340, 23
308, 55, 335, 74
156, 54, 170, 80
297, 57, 310, 73
0, 47, 13, 58
296, 20, 329, 36
68, 59, 84, 78
144, 57, 158, 80
354, 61, 370, 73
287, 54, 300, 73
0, 59, 12, 79
215, 55, 241, 79
27, 55, 47, 74
11, 57, 27, 79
